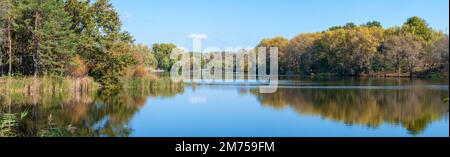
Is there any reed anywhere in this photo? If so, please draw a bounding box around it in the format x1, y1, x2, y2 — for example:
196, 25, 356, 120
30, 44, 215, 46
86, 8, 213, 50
0, 76, 99, 96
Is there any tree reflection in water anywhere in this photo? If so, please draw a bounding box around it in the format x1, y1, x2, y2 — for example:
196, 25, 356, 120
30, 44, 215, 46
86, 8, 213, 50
250, 87, 449, 135
0, 78, 185, 137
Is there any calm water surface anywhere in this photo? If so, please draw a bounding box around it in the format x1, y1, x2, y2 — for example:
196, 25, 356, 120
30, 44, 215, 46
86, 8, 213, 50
1, 77, 448, 137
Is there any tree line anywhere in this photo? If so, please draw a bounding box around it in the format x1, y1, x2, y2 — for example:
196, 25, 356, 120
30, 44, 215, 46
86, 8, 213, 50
258, 17, 449, 78
2, 0, 448, 92
148, 17, 449, 79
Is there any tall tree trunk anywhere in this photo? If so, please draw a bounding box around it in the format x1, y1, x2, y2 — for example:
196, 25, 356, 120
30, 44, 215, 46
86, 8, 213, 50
0, 52, 3, 75
299, 54, 303, 74
397, 58, 401, 78
409, 65, 413, 80
33, 12, 41, 78
7, 18, 12, 76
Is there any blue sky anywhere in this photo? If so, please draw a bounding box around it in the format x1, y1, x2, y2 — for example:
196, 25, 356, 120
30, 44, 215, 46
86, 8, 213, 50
111, 0, 449, 50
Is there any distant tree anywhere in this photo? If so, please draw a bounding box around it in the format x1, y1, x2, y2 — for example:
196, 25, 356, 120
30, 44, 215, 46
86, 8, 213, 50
343, 22, 357, 29
402, 16, 438, 43
328, 26, 343, 31
328, 22, 357, 31
354, 27, 385, 75
134, 44, 157, 69
427, 35, 449, 71
316, 27, 384, 75
152, 43, 177, 71
286, 33, 321, 74
383, 34, 423, 78
257, 37, 289, 73
363, 21, 382, 28
123, 44, 157, 78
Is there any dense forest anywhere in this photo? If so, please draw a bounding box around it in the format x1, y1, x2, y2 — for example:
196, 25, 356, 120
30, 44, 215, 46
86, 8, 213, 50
1, 0, 449, 91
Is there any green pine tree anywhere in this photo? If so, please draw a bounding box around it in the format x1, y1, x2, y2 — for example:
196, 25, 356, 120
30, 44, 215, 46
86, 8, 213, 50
15, 0, 77, 76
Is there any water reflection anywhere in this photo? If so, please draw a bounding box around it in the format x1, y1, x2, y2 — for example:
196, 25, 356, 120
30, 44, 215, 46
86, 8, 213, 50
0, 77, 448, 137
0, 78, 185, 137
251, 87, 448, 135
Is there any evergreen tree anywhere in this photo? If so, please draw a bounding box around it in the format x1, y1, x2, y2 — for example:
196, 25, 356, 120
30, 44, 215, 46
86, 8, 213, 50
15, 0, 77, 76
0, 0, 17, 76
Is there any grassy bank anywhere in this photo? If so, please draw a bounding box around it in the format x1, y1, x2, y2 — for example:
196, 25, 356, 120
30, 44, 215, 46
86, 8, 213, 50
0, 75, 184, 99
0, 76, 99, 95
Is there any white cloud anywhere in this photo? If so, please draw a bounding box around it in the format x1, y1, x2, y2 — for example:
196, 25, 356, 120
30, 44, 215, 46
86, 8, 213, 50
188, 33, 208, 39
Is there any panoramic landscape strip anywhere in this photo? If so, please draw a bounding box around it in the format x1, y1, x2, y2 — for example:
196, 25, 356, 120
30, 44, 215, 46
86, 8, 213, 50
0, 0, 448, 138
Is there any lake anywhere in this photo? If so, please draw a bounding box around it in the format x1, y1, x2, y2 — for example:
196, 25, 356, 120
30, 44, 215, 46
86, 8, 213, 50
0, 77, 448, 137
